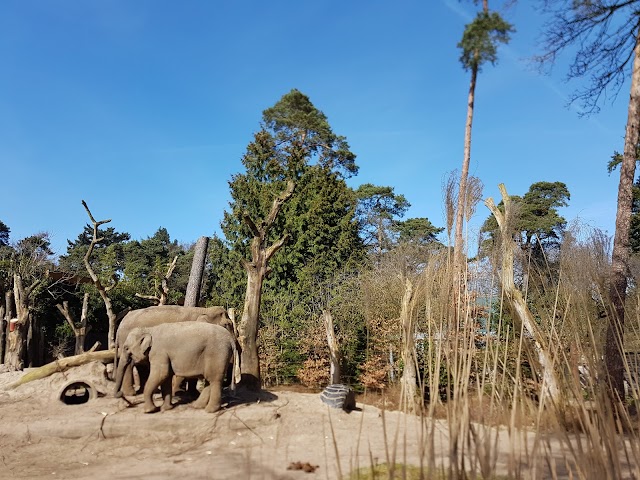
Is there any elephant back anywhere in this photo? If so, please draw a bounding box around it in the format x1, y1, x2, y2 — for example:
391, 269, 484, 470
116, 305, 230, 343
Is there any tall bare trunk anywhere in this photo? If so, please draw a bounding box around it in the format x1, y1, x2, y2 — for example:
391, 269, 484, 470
399, 277, 418, 412
185, 236, 209, 307
606, 34, 640, 401
239, 258, 266, 390
453, 64, 478, 282
323, 310, 341, 384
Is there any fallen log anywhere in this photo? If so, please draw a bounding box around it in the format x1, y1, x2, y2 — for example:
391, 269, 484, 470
9, 348, 115, 389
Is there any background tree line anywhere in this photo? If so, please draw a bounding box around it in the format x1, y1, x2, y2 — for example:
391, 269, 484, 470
0, 90, 586, 398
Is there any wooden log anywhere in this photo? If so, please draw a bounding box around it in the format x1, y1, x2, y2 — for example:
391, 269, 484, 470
9, 349, 115, 389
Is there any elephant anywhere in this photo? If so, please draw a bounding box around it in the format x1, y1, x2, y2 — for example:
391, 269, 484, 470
114, 321, 237, 413
114, 305, 234, 397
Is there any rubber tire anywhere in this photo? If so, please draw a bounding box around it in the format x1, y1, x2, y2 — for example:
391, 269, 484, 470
320, 384, 356, 411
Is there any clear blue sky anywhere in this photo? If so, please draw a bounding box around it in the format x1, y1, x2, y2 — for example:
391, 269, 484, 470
1, 1, 629, 257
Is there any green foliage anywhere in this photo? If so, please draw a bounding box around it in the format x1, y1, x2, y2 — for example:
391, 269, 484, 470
0, 220, 9, 247
480, 181, 570, 256
120, 227, 188, 306
458, 11, 514, 72
215, 89, 367, 381
356, 183, 410, 255
58, 225, 131, 276
392, 217, 444, 246
262, 89, 358, 178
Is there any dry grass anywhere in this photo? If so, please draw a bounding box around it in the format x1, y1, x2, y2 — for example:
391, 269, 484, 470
330, 224, 640, 479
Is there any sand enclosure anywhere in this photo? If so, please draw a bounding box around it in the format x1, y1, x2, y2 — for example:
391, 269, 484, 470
0, 362, 625, 479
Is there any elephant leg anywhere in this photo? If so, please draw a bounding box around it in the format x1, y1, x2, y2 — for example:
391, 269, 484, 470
172, 375, 184, 396
192, 385, 210, 409
205, 378, 223, 413
136, 363, 151, 394
160, 376, 174, 411
121, 364, 136, 396
142, 370, 164, 414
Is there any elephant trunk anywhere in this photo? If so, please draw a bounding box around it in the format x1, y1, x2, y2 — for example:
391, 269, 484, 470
113, 353, 130, 398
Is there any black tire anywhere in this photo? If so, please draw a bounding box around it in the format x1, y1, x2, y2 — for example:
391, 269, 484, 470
320, 384, 356, 411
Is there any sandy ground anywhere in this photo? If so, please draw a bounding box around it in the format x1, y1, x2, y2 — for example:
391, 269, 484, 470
0, 362, 635, 479
0, 362, 444, 480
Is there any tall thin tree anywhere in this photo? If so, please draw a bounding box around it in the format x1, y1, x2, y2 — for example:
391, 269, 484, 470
536, 0, 640, 402
453, 2, 514, 289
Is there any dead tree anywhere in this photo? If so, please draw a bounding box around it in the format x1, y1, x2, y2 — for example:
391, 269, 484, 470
5, 274, 42, 370
238, 180, 295, 391
2, 291, 14, 364
81, 200, 119, 350
10, 344, 113, 388
323, 310, 341, 384
399, 277, 419, 413
485, 184, 560, 404
135, 255, 178, 305
184, 237, 209, 307
56, 293, 91, 355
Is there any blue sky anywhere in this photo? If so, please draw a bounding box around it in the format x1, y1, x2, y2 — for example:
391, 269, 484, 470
0, 1, 630, 257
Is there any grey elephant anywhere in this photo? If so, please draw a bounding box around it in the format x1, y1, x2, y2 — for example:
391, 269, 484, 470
114, 305, 233, 397
114, 321, 237, 413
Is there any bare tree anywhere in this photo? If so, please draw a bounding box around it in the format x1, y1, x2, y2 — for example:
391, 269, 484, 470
81, 201, 119, 350
399, 277, 419, 412
135, 255, 178, 305
56, 293, 90, 355
4, 274, 41, 370
536, 0, 640, 401
237, 180, 295, 390
485, 184, 560, 403
323, 310, 341, 385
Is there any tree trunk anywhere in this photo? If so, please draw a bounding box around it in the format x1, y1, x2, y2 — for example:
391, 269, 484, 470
57, 293, 91, 356
237, 180, 295, 391
5, 321, 26, 371
184, 236, 209, 307
323, 310, 341, 384
5, 274, 41, 371
10, 347, 114, 389
27, 313, 36, 367
239, 259, 266, 391
399, 277, 418, 412
453, 63, 478, 286
81, 201, 119, 350
0, 296, 5, 364
606, 34, 640, 402
2, 290, 13, 364
485, 184, 560, 404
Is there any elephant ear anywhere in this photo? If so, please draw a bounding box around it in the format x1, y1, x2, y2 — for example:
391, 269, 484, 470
138, 333, 152, 356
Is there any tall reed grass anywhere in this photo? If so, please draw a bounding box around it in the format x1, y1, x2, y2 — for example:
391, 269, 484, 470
347, 225, 640, 479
